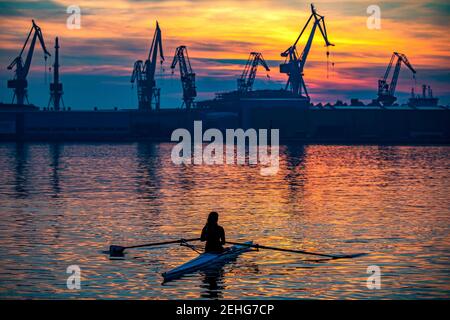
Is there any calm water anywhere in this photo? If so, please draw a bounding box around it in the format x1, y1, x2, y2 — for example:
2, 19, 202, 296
0, 143, 449, 299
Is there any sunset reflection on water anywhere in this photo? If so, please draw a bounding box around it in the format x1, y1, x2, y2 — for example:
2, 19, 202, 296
0, 143, 449, 299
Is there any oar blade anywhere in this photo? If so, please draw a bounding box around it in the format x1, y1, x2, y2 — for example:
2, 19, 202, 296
226, 241, 367, 260
332, 252, 368, 259
109, 245, 126, 259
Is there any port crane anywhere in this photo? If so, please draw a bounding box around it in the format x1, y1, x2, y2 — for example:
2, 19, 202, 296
377, 52, 416, 106
280, 4, 333, 99
237, 52, 270, 93
131, 22, 164, 111
170, 46, 197, 110
48, 37, 64, 111
7, 20, 51, 105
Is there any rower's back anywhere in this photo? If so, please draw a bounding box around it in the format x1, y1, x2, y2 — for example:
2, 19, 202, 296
201, 212, 226, 253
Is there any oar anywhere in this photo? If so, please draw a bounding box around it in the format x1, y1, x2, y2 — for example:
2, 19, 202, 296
109, 238, 201, 257
227, 241, 364, 259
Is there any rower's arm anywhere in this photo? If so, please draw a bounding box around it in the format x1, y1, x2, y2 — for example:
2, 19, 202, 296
200, 226, 207, 241
221, 227, 226, 245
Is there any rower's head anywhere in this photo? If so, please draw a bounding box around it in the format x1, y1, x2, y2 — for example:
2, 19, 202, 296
207, 211, 219, 225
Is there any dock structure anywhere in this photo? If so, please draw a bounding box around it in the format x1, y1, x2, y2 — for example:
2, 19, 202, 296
0, 104, 448, 144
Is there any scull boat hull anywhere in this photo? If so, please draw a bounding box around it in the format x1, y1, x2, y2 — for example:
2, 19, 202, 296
162, 241, 253, 281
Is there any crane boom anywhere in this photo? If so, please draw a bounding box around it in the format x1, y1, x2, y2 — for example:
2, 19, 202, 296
146, 22, 164, 91
280, 4, 333, 99
377, 52, 416, 106
7, 20, 51, 105
237, 52, 270, 93
170, 46, 196, 110
131, 22, 164, 111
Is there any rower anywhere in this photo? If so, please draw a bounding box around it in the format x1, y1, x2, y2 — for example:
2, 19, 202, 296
200, 212, 226, 253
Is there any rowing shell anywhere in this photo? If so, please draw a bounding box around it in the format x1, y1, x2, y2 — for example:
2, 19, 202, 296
162, 241, 253, 281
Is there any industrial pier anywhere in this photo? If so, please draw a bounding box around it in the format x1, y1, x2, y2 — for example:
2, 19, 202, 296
1, 103, 448, 143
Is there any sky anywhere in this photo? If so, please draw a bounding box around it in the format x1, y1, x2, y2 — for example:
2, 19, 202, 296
0, 0, 449, 109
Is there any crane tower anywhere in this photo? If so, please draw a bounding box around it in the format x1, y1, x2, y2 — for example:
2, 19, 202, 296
131, 22, 164, 111
48, 37, 64, 111
170, 46, 197, 110
280, 4, 333, 99
7, 20, 51, 105
377, 52, 416, 106
237, 52, 270, 93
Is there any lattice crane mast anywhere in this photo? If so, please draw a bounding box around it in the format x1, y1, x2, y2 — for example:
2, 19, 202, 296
7, 20, 51, 105
48, 37, 64, 111
280, 4, 333, 99
377, 52, 416, 106
170, 46, 197, 110
237, 52, 270, 93
131, 22, 164, 111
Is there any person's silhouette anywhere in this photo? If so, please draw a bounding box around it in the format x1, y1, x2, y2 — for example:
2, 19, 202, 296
201, 212, 226, 253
